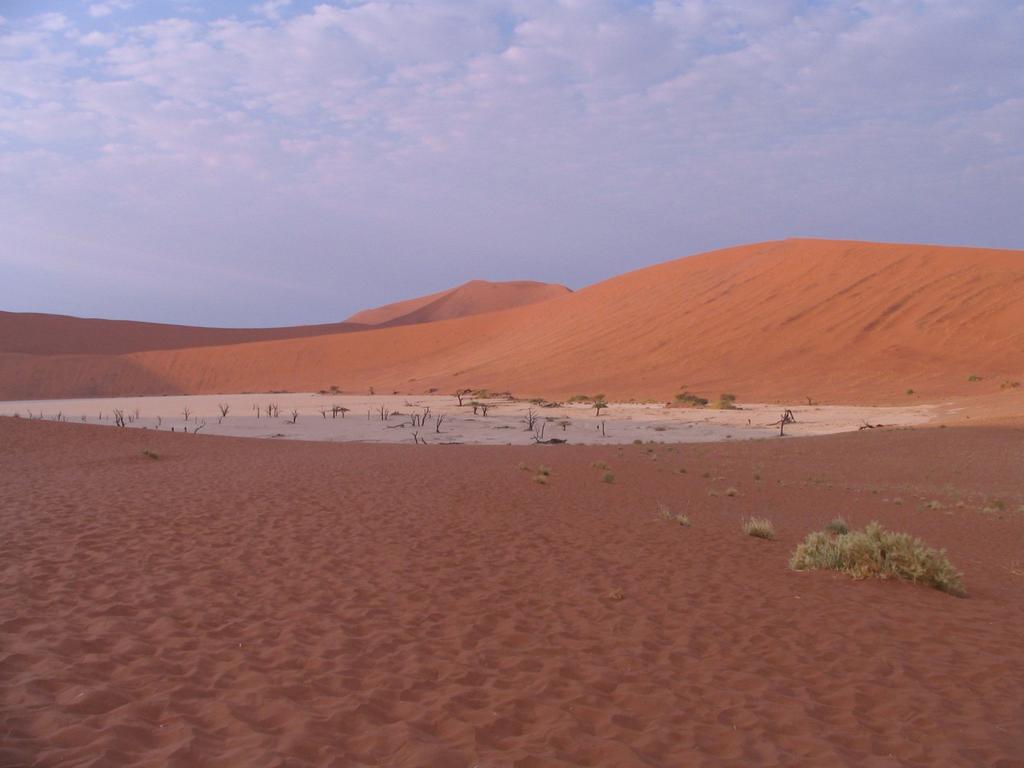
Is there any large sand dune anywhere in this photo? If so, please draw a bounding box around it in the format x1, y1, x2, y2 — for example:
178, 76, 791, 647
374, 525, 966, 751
2, 239, 1022, 402
2, 416, 1022, 766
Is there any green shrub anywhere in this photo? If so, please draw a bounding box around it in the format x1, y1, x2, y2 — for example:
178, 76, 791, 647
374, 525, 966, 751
714, 393, 738, 409
601, 471, 615, 484
789, 522, 964, 596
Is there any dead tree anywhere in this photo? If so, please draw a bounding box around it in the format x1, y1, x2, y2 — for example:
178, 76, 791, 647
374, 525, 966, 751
218, 403, 230, 418
594, 399, 608, 416
182, 406, 191, 422
435, 414, 445, 433
525, 408, 538, 431
289, 410, 299, 424
777, 409, 796, 436
455, 389, 472, 406
113, 409, 126, 428
319, 407, 328, 420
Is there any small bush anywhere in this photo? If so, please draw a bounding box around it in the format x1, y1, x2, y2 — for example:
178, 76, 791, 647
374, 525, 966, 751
823, 517, 849, 535
533, 474, 548, 485
601, 471, 615, 484
743, 517, 775, 539
724, 487, 739, 497
714, 393, 738, 410
537, 465, 551, 476
967, 374, 982, 382
675, 391, 709, 407
906, 388, 915, 395
789, 522, 964, 595
1001, 380, 1021, 389
591, 460, 609, 470
142, 450, 159, 460
517, 461, 530, 471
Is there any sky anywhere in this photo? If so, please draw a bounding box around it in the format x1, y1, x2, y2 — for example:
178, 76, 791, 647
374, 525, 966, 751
1, 0, 1022, 327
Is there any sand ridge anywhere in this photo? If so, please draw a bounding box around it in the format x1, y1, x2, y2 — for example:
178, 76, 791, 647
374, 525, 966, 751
1, 416, 1022, 766
1, 239, 1022, 404
346, 280, 570, 327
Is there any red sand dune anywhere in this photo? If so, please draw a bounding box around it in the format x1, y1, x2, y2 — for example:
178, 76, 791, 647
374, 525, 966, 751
346, 279, 570, 327
2, 239, 1023, 402
0, 311, 368, 356
2, 416, 1022, 766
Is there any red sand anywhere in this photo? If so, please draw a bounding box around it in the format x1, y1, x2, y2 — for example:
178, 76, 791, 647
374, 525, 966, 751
2, 239, 1022, 403
0, 312, 367, 356
346, 280, 570, 327
2, 417, 1022, 766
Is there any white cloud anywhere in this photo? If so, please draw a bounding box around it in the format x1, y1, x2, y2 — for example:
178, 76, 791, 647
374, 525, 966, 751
88, 1, 134, 19
1, 1, 1022, 324
251, 0, 292, 21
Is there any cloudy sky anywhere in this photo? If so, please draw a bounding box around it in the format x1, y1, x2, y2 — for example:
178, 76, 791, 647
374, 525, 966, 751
2, 1, 1022, 326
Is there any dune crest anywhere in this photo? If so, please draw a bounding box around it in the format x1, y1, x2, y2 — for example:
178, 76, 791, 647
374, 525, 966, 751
345, 279, 571, 327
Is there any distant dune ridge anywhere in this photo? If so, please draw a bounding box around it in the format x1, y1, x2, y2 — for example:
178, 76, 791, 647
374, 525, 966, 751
2, 239, 1022, 402
345, 279, 570, 327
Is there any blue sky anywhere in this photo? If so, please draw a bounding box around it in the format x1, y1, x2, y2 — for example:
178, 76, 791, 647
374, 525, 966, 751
2, 1, 1022, 326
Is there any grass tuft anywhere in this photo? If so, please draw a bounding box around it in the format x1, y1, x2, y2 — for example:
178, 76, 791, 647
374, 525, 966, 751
823, 517, 849, 535
790, 521, 964, 596
657, 502, 691, 527
742, 517, 775, 539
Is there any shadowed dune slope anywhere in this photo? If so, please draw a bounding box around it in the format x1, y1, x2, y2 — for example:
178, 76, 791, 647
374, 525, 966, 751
345, 279, 571, 327
0, 311, 368, 356
2, 239, 1023, 402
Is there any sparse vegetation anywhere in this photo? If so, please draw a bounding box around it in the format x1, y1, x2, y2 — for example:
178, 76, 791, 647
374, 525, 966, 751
967, 374, 982, 382
823, 517, 849, 535
657, 502, 690, 527
742, 517, 775, 539
591, 460, 609, 469
675, 391, 708, 407
537, 465, 551, 476
789, 521, 964, 596
601, 471, 615, 484
906, 388, 915, 395
142, 450, 159, 460
714, 393, 738, 410
1002, 380, 1021, 389
533, 473, 548, 485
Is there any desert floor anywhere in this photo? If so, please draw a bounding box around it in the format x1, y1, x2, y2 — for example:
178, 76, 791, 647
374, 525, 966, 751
1, 417, 1022, 767
0, 393, 936, 445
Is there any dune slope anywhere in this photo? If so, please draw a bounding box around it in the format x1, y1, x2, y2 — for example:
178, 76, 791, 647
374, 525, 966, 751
346, 279, 571, 327
0, 311, 367, 356
2, 239, 1022, 402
